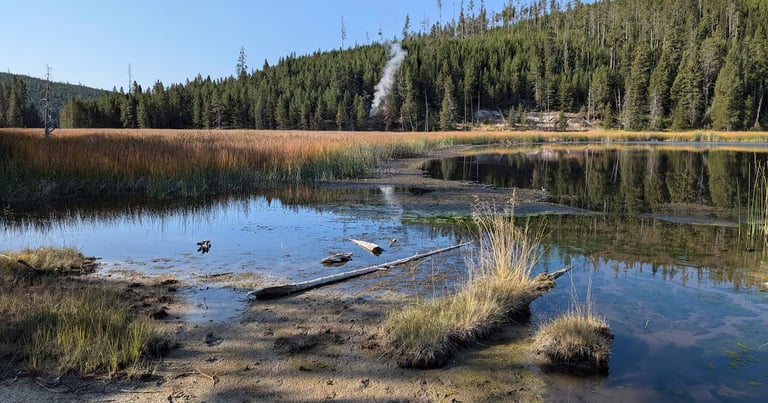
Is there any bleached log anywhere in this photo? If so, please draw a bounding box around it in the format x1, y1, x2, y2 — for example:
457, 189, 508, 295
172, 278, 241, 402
248, 242, 473, 300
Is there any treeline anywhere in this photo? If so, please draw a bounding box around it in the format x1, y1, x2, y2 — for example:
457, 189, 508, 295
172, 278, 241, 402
60, 0, 768, 131
0, 72, 106, 128
0, 76, 41, 128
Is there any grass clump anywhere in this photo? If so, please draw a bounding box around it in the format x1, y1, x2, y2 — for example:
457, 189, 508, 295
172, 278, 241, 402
383, 198, 543, 368
1, 246, 96, 276
0, 247, 167, 378
534, 285, 613, 372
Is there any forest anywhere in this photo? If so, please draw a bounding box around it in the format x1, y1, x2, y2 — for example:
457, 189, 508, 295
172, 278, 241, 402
0, 72, 106, 129
17, 0, 768, 131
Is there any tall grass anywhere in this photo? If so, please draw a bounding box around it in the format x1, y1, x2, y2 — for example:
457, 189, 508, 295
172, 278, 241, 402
5, 128, 768, 205
747, 163, 768, 242
383, 198, 543, 368
534, 282, 613, 372
0, 247, 163, 378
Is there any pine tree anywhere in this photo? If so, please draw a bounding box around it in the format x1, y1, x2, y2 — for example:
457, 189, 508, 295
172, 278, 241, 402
6, 77, 26, 127
711, 46, 744, 131
353, 94, 367, 130
439, 79, 457, 130
120, 95, 137, 128
236, 46, 248, 79
623, 43, 651, 130
671, 46, 704, 130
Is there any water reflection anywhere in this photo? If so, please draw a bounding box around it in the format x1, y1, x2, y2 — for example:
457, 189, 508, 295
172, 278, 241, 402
0, 187, 466, 323
423, 145, 768, 217
2, 163, 768, 400
527, 212, 768, 401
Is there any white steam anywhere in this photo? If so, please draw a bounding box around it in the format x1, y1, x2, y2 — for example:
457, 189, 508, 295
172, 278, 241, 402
370, 42, 408, 117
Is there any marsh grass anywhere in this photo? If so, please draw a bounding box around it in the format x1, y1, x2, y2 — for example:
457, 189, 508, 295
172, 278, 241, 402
0, 246, 95, 277
0, 129, 436, 204
383, 198, 543, 368
534, 283, 613, 372
0, 247, 164, 378
746, 163, 768, 243
4, 128, 768, 206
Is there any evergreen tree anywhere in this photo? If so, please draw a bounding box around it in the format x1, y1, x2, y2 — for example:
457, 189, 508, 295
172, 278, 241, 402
439, 78, 457, 130
671, 46, 704, 130
353, 94, 367, 130
120, 95, 137, 128
711, 46, 744, 130
623, 43, 651, 130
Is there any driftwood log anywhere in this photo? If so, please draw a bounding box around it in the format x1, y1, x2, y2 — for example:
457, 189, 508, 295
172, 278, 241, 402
349, 239, 384, 256
248, 242, 473, 300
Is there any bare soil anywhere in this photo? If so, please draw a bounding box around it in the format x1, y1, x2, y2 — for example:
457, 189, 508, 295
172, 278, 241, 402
0, 145, 566, 403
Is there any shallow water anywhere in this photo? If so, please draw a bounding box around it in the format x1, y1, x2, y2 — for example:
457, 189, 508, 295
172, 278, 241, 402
3, 146, 768, 400
0, 187, 466, 323
424, 145, 768, 401
532, 235, 768, 402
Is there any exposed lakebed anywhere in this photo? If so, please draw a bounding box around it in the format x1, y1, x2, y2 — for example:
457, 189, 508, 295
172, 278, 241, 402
2, 144, 768, 401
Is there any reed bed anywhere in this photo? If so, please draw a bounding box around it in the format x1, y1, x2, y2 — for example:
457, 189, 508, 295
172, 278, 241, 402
4, 128, 768, 205
0, 247, 163, 378
383, 199, 543, 368
746, 162, 768, 242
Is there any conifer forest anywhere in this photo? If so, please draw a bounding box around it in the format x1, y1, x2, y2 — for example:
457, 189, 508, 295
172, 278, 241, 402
5, 0, 768, 132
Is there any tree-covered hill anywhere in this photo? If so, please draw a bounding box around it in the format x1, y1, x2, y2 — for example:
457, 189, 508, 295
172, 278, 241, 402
58, 0, 768, 131
0, 72, 107, 128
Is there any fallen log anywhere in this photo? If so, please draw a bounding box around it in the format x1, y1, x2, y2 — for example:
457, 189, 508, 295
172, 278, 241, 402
349, 239, 384, 256
248, 241, 473, 300
531, 265, 574, 295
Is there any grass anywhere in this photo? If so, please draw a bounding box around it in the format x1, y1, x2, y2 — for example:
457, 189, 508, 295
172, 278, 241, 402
0, 247, 167, 378
382, 198, 543, 368
746, 162, 768, 243
534, 283, 613, 372
4, 128, 768, 206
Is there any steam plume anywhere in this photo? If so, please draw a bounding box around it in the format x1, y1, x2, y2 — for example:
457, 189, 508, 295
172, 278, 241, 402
370, 42, 408, 117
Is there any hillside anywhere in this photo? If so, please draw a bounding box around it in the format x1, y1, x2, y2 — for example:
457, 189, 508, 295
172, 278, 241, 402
57, 0, 768, 132
0, 72, 107, 128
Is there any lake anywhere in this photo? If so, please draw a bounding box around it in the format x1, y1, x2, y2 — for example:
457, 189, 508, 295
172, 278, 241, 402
2, 144, 768, 401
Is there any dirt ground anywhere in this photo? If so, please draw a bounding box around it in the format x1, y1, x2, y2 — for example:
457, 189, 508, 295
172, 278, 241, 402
0, 145, 572, 403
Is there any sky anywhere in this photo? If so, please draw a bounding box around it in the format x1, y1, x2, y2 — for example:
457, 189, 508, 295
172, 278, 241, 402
2, 0, 515, 91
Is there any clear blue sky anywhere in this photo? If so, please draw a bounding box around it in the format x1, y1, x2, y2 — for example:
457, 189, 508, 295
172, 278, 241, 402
2, 0, 516, 91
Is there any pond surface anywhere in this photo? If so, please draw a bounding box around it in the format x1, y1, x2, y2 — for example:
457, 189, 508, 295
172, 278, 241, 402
425, 144, 768, 401
0, 187, 466, 323
3, 144, 768, 401
423, 143, 768, 217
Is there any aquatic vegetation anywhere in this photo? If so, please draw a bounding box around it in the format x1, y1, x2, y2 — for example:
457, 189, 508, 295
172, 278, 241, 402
746, 163, 768, 243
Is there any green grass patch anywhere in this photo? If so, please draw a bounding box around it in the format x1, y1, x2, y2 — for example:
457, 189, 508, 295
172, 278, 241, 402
0, 247, 168, 378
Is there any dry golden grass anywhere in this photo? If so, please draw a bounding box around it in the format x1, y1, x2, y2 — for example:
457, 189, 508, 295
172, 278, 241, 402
534, 286, 613, 372
383, 198, 543, 368
3, 128, 768, 205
